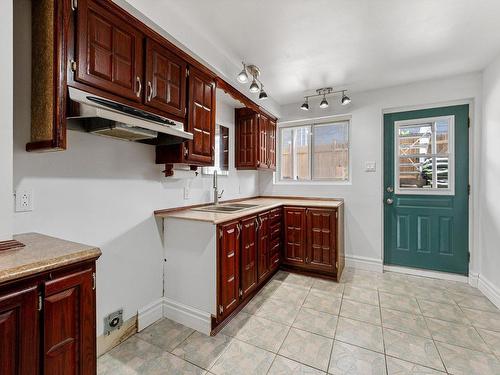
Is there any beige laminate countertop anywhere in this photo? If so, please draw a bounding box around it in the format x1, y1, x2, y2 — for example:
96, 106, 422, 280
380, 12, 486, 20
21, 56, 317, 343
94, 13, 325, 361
0, 233, 102, 284
155, 197, 343, 224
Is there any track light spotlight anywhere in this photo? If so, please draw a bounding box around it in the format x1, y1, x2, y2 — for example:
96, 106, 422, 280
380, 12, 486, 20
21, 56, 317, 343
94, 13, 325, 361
319, 95, 329, 109
237, 63, 248, 83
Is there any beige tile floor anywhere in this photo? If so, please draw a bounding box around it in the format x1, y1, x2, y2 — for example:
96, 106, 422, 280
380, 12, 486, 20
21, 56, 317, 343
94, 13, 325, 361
98, 268, 500, 374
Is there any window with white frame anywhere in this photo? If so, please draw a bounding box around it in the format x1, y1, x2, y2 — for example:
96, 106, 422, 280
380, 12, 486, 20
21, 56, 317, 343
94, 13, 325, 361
279, 120, 350, 182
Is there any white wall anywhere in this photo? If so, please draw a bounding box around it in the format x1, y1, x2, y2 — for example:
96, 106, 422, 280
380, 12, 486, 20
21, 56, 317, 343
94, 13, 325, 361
479, 53, 500, 303
261, 73, 482, 274
13, 1, 258, 333
0, 0, 13, 242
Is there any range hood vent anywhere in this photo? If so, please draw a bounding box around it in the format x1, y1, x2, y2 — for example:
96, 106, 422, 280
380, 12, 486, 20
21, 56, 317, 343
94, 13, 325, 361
67, 87, 193, 144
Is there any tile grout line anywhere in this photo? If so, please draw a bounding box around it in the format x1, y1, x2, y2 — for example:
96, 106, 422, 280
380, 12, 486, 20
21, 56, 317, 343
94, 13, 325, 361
376, 287, 389, 375
326, 283, 345, 374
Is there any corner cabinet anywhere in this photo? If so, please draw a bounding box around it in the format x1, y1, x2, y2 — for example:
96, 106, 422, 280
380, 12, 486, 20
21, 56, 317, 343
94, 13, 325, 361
283, 205, 345, 281
0, 259, 99, 375
235, 108, 277, 171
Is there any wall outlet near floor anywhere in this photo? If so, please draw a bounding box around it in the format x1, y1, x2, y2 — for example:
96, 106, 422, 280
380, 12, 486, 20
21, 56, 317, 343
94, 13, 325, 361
15, 190, 33, 212
104, 309, 123, 336
183, 186, 190, 200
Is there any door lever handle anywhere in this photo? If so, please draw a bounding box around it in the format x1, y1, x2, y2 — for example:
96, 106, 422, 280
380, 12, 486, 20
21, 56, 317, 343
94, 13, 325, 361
386, 198, 394, 205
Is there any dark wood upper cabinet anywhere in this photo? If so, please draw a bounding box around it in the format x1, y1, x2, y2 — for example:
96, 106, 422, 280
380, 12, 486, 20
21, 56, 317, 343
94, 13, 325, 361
218, 221, 240, 321
0, 286, 39, 375
43, 268, 95, 375
283, 207, 307, 266
186, 67, 216, 165
267, 119, 277, 170
235, 108, 277, 171
76, 0, 144, 102
145, 39, 187, 117
235, 111, 258, 169
240, 216, 258, 299
257, 212, 270, 284
306, 208, 336, 273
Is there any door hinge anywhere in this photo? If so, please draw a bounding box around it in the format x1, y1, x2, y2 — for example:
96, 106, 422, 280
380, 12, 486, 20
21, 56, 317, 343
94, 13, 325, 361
219, 228, 223, 239
38, 295, 43, 311
92, 272, 96, 290
70, 60, 77, 72
468, 252, 471, 263
335, 211, 338, 219
186, 69, 189, 78
468, 184, 471, 196
71, 0, 78, 11
218, 305, 223, 315
238, 288, 243, 297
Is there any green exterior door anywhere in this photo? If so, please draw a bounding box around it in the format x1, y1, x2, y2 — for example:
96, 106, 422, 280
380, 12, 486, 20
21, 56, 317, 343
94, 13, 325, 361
384, 105, 469, 275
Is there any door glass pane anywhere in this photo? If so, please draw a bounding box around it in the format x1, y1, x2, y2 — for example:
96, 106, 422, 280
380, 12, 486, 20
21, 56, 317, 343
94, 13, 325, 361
398, 123, 433, 157
396, 116, 453, 193
295, 127, 310, 180
313, 122, 349, 180
280, 128, 293, 179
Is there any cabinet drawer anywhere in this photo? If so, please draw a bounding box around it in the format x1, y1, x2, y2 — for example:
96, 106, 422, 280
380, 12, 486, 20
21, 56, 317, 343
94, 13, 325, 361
269, 208, 282, 224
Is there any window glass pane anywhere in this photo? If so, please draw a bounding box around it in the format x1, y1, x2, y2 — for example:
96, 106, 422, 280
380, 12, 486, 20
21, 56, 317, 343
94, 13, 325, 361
313, 122, 349, 180
294, 127, 310, 179
399, 156, 433, 188
435, 157, 450, 188
436, 120, 449, 154
280, 128, 293, 179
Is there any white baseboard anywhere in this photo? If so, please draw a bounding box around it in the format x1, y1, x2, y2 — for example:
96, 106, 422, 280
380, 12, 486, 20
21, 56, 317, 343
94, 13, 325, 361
137, 299, 164, 332
478, 275, 500, 310
468, 272, 479, 288
383, 265, 469, 283
345, 255, 383, 273
163, 297, 212, 335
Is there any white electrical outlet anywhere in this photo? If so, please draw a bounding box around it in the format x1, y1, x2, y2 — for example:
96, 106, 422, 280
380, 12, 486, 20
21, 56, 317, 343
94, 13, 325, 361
183, 187, 190, 200
15, 190, 34, 212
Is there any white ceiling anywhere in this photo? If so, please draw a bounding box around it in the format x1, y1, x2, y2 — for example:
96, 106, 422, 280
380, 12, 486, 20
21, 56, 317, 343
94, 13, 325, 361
125, 0, 500, 105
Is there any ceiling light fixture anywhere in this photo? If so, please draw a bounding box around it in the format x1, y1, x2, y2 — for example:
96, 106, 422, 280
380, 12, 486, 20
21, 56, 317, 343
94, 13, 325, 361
237, 63, 269, 98
341, 91, 351, 105
300, 98, 309, 111
259, 85, 268, 100
237, 63, 249, 83
300, 87, 351, 110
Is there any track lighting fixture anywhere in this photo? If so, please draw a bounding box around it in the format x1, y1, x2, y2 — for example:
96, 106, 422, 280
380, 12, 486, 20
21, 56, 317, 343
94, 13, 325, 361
300, 87, 351, 110
319, 95, 329, 109
341, 91, 351, 105
237, 63, 249, 83
300, 98, 309, 111
237, 62, 269, 98
258, 85, 268, 100
249, 78, 260, 93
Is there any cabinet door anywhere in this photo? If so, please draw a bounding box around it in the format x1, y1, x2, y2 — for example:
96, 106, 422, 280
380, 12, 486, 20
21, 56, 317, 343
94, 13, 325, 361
258, 115, 268, 169
43, 268, 95, 375
306, 208, 336, 273
236, 114, 257, 168
218, 222, 240, 320
0, 286, 38, 375
186, 67, 216, 165
284, 207, 307, 266
267, 119, 277, 170
76, 0, 143, 101
145, 39, 187, 117
240, 217, 258, 298
257, 212, 270, 283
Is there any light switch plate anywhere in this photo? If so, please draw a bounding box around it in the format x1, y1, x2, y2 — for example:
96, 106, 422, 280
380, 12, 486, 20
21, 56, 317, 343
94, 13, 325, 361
15, 190, 33, 212
365, 161, 376, 172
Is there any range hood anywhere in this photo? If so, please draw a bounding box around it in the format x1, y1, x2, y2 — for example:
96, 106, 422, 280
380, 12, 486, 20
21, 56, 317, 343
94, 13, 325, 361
67, 87, 193, 143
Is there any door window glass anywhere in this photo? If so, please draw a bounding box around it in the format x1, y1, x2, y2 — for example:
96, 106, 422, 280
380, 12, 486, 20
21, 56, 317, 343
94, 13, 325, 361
395, 116, 454, 194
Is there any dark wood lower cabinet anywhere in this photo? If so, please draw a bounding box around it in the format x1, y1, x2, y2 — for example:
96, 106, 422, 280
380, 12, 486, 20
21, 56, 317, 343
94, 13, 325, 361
215, 202, 344, 331
283, 205, 344, 280
240, 216, 258, 299
0, 260, 99, 375
0, 285, 39, 375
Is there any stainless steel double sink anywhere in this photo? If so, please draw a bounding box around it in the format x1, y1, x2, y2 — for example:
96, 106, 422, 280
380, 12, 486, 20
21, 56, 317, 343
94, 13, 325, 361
193, 203, 260, 213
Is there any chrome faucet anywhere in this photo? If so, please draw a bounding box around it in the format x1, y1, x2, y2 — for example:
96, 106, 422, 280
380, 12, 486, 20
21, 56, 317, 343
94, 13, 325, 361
213, 170, 224, 205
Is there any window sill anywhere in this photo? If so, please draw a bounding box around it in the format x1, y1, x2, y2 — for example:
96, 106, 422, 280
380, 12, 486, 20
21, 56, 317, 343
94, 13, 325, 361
273, 180, 352, 186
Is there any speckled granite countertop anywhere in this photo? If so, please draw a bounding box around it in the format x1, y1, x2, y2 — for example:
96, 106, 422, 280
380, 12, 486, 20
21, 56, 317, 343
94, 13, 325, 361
155, 197, 343, 224
0, 233, 101, 284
